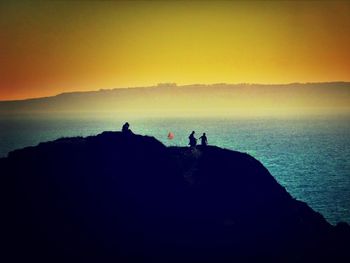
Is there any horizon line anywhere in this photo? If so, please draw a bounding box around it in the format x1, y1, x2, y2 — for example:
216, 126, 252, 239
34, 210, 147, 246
1, 81, 350, 103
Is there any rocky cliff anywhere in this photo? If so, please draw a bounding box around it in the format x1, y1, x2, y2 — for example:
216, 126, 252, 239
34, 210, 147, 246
1, 132, 349, 262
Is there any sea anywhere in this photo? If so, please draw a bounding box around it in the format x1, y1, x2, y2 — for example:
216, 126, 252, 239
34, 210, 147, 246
1, 113, 349, 225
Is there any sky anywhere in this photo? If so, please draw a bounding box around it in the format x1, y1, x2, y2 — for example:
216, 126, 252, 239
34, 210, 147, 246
1, 0, 350, 101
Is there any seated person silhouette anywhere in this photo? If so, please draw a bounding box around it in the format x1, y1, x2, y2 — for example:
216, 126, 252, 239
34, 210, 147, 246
122, 122, 133, 135
199, 133, 208, 146
188, 131, 197, 147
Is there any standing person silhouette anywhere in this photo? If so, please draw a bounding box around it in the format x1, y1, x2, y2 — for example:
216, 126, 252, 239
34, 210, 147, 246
188, 131, 197, 147
199, 133, 208, 146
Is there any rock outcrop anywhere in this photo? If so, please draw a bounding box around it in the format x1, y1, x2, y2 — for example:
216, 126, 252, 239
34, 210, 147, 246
1, 132, 349, 262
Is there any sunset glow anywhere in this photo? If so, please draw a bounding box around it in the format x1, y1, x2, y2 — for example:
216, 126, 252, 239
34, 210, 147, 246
1, 0, 350, 100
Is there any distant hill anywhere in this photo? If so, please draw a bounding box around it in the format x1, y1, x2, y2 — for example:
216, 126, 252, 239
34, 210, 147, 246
1, 132, 349, 262
1, 82, 350, 117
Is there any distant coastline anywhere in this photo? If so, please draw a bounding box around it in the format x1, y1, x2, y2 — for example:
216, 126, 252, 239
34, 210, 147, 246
1, 82, 349, 117
1, 81, 349, 102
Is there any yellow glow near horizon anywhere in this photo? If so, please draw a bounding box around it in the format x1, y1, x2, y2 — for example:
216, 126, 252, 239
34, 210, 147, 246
1, 0, 350, 100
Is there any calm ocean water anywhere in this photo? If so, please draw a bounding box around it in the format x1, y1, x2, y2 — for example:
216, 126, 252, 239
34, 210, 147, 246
1, 114, 349, 225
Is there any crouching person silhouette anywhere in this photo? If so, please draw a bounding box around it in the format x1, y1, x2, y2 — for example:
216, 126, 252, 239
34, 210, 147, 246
122, 122, 133, 135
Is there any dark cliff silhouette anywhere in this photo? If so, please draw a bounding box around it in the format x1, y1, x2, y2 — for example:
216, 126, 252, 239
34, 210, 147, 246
1, 132, 349, 263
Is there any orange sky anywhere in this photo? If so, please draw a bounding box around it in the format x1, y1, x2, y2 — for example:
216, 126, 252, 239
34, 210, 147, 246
1, 0, 350, 101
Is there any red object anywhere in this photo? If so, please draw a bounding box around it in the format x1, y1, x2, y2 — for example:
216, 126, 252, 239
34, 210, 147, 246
167, 132, 174, 140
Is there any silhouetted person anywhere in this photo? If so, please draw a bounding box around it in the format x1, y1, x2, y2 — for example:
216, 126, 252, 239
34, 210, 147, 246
199, 133, 208, 146
122, 122, 133, 135
188, 131, 197, 147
